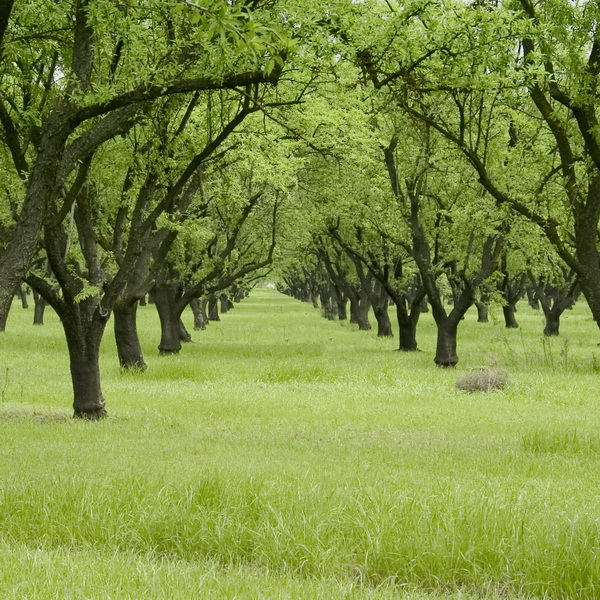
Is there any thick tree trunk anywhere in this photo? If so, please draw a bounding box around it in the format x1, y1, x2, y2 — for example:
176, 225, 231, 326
32, 291, 46, 325
434, 320, 459, 367
503, 304, 519, 328
398, 316, 418, 351
543, 311, 561, 336
475, 301, 489, 323
64, 324, 107, 419
154, 285, 181, 354
114, 300, 146, 370
373, 304, 393, 337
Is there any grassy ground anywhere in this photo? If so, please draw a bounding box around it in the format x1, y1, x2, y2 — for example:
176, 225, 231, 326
1, 289, 599, 599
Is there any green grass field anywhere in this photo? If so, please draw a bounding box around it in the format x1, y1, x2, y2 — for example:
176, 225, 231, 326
1, 289, 599, 599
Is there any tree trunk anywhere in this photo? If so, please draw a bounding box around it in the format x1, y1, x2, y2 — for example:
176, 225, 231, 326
527, 288, 540, 309
398, 315, 419, 351
207, 293, 220, 321
64, 323, 107, 419
114, 300, 146, 370
320, 289, 336, 320
434, 320, 459, 367
32, 290, 46, 325
190, 297, 208, 330
373, 304, 393, 337
337, 294, 348, 320
179, 318, 192, 342
310, 290, 319, 308
17, 285, 28, 309
154, 284, 182, 354
475, 301, 489, 323
220, 293, 231, 314
503, 304, 519, 328
543, 311, 561, 336
355, 296, 371, 330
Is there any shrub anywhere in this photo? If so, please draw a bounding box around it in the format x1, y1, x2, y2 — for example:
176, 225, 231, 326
456, 366, 509, 393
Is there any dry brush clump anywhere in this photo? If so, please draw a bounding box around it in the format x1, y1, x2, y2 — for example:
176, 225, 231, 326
456, 366, 509, 393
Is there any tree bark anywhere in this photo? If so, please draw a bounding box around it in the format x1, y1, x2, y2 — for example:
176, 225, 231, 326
373, 304, 393, 337
543, 311, 561, 336
17, 285, 28, 309
63, 318, 107, 419
434, 320, 459, 367
503, 304, 519, 328
178, 318, 192, 342
475, 301, 489, 323
355, 294, 371, 330
207, 293, 220, 321
153, 284, 182, 354
190, 297, 208, 330
114, 300, 146, 370
32, 290, 46, 325
398, 310, 419, 351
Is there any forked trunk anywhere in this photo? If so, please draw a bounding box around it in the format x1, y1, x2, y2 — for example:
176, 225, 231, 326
114, 300, 146, 370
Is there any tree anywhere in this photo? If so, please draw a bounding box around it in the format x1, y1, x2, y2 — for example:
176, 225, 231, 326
0, 0, 292, 334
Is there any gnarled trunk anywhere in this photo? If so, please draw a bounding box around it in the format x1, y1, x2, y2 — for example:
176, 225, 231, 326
114, 300, 146, 370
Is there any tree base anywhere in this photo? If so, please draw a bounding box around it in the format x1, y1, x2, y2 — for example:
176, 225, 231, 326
73, 407, 108, 420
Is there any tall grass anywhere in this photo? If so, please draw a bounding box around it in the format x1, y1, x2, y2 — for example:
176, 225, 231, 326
0, 291, 599, 598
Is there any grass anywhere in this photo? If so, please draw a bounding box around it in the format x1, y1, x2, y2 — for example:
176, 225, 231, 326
0, 290, 599, 598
